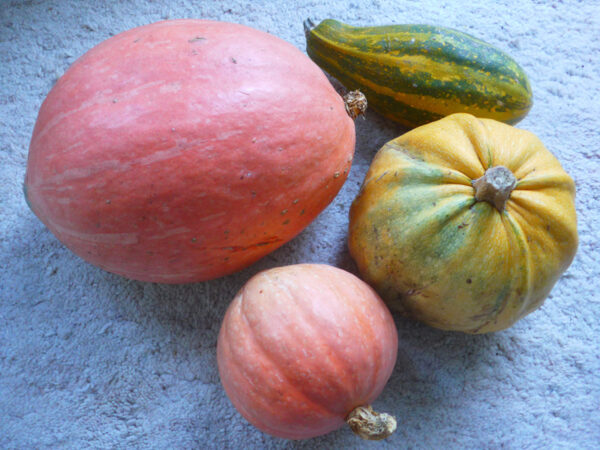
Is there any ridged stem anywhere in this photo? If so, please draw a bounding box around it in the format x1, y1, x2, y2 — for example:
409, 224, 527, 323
346, 405, 397, 440
472, 166, 517, 212
303, 18, 316, 36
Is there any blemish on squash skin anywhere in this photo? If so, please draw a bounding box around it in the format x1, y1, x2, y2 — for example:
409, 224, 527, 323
188, 36, 206, 43
376, 171, 389, 182
221, 236, 282, 252
372, 226, 379, 238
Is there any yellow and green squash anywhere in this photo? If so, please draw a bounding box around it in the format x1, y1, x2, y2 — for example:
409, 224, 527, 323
348, 114, 578, 333
305, 19, 533, 128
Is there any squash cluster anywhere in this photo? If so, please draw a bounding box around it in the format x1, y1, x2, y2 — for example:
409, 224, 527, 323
25, 18, 578, 442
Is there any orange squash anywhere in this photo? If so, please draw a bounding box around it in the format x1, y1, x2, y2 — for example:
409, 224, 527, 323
24, 20, 356, 283
217, 264, 398, 440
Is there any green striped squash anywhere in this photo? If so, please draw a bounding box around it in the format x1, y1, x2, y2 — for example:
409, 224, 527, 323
304, 19, 533, 128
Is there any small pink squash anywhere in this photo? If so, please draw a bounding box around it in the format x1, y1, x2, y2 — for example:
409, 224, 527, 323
217, 264, 398, 440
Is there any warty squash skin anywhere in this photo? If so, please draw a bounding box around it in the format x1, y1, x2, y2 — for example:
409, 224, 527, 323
217, 264, 398, 440
348, 114, 578, 333
305, 19, 533, 128
24, 20, 356, 283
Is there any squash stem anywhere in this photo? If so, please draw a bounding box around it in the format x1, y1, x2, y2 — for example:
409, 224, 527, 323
303, 18, 316, 36
343, 90, 367, 119
472, 166, 516, 212
346, 405, 397, 440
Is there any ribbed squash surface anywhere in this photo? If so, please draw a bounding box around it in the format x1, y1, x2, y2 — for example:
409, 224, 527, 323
349, 114, 577, 333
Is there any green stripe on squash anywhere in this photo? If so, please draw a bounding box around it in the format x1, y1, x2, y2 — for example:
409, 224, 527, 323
304, 19, 533, 128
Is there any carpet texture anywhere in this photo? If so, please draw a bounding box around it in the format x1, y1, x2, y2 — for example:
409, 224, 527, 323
1, 1, 599, 448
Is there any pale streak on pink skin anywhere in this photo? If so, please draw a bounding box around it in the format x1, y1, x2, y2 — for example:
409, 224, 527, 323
32, 80, 165, 144
36, 160, 126, 187
158, 82, 182, 94
146, 226, 191, 240
198, 211, 226, 222
47, 218, 139, 245
142, 39, 176, 49
34, 130, 248, 190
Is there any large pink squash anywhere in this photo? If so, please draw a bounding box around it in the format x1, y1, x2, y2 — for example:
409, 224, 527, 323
24, 20, 355, 283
